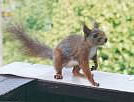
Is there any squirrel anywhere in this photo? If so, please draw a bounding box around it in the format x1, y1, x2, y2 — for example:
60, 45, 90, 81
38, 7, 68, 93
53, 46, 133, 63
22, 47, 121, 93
7, 21, 107, 87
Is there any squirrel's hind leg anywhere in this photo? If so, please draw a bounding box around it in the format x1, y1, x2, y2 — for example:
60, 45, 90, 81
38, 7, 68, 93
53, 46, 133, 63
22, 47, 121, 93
72, 65, 85, 77
54, 48, 63, 79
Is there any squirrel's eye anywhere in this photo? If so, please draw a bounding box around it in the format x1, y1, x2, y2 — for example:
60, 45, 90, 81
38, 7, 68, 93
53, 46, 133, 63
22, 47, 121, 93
93, 34, 98, 38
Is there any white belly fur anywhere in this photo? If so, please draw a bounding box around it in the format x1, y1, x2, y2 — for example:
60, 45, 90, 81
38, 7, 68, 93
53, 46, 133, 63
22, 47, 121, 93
89, 47, 97, 59
65, 60, 78, 68
65, 47, 97, 68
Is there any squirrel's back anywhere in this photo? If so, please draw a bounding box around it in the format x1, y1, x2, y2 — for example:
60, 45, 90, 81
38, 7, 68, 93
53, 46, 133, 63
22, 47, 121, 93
57, 35, 83, 58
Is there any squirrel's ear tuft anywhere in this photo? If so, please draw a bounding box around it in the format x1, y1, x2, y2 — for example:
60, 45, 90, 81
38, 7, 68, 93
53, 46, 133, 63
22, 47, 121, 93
93, 21, 99, 29
83, 24, 92, 40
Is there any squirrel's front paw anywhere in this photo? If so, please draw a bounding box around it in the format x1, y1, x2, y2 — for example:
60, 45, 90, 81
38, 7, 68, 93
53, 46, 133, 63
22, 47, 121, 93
91, 82, 99, 87
91, 66, 97, 71
54, 74, 63, 79
94, 82, 99, 87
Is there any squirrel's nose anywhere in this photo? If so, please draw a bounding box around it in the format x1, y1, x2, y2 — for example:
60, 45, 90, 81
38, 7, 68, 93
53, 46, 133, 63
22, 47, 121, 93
105, 38, 107, 43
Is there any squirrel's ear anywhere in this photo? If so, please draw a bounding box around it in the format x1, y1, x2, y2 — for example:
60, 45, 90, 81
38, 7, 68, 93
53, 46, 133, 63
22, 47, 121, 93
83, 24, 92, 40
93, 21, 99, 29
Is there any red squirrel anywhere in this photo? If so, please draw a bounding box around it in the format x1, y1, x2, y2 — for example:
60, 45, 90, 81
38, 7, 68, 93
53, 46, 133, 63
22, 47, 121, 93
7, 21, 107, 86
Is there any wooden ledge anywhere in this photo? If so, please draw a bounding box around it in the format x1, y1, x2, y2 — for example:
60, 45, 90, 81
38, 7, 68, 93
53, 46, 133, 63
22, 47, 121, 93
0, 62, 134, 102
0, 75, 34, 96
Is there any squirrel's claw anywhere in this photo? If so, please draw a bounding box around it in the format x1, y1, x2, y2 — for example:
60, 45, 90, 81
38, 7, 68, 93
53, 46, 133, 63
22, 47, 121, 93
93, 82, 99, 87
54, 74, 63, 79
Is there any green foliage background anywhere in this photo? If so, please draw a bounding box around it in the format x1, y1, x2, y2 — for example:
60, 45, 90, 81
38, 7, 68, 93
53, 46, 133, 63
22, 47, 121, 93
3, 0, 134, 74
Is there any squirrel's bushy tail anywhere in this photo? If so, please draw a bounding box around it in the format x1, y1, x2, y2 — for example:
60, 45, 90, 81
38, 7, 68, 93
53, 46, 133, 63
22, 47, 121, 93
7, 24, 53, 60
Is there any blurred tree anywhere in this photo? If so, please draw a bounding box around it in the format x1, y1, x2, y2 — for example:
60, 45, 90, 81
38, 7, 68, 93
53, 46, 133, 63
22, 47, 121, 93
0, 0, 3, 66
3, 0, 134, 74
